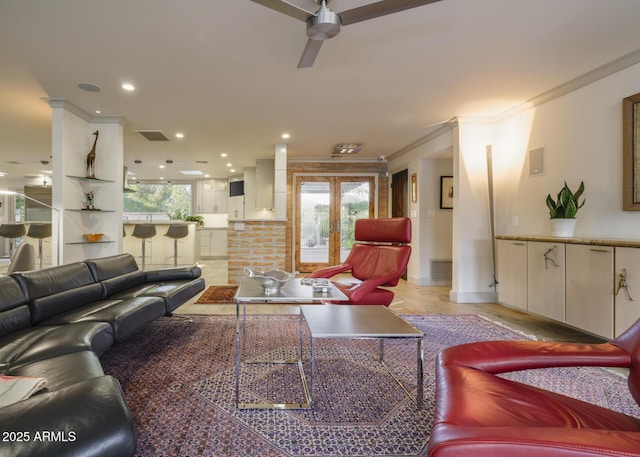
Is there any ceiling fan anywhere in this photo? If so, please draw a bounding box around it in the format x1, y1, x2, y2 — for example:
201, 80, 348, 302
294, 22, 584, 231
250, 0, 443, 68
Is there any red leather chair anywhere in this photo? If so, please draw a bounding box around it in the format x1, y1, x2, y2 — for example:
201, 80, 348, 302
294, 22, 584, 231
428, 317, 640, 456
306, 217, 411, 306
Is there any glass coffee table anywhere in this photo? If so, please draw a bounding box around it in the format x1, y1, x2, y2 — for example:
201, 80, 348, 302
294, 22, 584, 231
300, 304, 425, 409
234, 277, 348, 409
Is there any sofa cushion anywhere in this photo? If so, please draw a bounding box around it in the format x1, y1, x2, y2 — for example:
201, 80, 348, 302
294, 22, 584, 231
144, 265, 202, 282
0, 375, 136, 457
13, 262, 96, 298
39, 297, 166, 341
143, 278, 205, 313
0, 276, 30, 338
85, 254, 147, 298
0, 322, 114, 372
29, 283, 104, 324
111, 278, 205, 313
12, 262, 104, 323
6, 351, 105, 391
0, 275, 28, 313
98, 270, 148, 299
85, 253, 139, 281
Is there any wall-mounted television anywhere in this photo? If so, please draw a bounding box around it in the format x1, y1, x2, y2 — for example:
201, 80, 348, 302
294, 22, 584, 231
229, 180, 244, 197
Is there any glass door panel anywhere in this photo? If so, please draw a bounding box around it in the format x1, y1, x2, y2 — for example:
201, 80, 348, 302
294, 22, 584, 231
299, 180, 330, 264
296, 176, 374, 272
339, 180, 372, 262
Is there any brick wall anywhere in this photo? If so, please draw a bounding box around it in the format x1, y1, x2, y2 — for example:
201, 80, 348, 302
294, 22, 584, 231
227, 220, 287, 284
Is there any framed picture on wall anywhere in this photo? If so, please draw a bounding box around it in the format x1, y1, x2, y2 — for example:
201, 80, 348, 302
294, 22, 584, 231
440, 176, 453, 209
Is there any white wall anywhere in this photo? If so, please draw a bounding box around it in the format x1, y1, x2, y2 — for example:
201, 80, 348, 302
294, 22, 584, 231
493, 62, 640, 239
389, 127, 454, 285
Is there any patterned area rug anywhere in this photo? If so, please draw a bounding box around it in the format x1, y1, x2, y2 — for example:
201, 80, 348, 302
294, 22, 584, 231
100, 314, 640, 457
194, 285, 238, 304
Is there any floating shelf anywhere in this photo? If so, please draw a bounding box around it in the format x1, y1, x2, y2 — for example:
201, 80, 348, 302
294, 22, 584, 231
65, 175, 115, 183
66, 209, 115, 213
66, 240, 115, 245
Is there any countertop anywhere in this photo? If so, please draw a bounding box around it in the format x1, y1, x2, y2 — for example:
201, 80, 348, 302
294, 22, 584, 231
122, 220, 193, 225
496, 234, 640, 248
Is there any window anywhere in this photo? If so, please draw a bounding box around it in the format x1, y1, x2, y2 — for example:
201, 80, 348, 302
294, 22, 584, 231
123, 183, 192, 221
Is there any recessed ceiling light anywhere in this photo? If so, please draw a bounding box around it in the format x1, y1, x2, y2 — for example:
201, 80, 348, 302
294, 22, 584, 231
122, 82, 135, 91
95, 110, 101, 114
204, 174, 210, 178
226, 163, 232, 167
0, 172, 6, 177
220, 153, 228, 158
159, 165, 165, 169
230, 169, 236, 173
179, 170, 204, 176
282, 133, 290, 139
175, 133, 184, 139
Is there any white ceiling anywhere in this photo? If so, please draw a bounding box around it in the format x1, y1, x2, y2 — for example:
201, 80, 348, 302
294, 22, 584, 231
1, 0, 640, 185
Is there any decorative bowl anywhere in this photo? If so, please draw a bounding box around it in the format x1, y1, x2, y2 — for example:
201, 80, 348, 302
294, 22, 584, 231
244, 267, 295, 295
83, 233, 104, 242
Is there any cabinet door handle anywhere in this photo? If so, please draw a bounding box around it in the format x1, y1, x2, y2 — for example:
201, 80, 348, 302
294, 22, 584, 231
512, 242, 525, 246
543, 245, 559, 269
589, 248, 610, 253
616, 268, 634, 301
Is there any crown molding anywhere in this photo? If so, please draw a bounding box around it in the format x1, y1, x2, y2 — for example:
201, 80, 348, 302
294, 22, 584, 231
390, 48, 640, 158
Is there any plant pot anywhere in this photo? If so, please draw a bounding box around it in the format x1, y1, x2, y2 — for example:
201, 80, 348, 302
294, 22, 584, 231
550, 218, 577, 238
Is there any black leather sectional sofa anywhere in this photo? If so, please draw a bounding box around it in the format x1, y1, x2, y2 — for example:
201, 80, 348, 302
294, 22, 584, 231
0, 253, 205, 457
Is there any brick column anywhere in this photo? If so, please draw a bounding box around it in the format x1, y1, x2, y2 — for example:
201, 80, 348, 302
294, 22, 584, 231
227, 220, 288, 284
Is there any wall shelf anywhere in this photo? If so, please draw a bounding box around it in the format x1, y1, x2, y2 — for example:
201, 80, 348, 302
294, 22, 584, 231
66, 240, 114, 245
66, 209, 115, 213
65, 175, 115, 183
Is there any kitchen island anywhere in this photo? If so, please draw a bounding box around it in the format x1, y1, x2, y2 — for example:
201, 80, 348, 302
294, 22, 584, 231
123, 221, 197, 268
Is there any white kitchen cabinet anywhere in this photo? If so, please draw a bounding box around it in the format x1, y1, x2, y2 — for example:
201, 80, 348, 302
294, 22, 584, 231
198, 228, 228, 258
565, 244, 614, 338
614, 247, 640, 337
255, 159, 274, 210
497, 239, 528, 310
196, 180, 228, 214
527, 241, 565, 322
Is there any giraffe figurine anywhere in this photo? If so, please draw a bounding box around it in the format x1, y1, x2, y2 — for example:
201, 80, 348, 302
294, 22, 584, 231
86, 130, 99, 178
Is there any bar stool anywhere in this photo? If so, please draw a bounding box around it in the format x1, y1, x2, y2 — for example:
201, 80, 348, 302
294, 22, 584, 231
164, 224, 189, 267
131, 224, 156, 269
0, 223, 27, 259
26, 223, 52, 269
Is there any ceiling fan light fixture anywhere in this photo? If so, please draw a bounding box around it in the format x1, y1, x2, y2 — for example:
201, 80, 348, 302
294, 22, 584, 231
306, 4, 341, 40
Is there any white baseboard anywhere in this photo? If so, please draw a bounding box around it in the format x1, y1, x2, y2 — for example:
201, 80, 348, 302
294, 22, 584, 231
407, 275, 451, 287
449, 290, 497, 304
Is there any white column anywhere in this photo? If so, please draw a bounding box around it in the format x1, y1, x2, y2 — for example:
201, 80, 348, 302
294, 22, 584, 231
49, 99, 124, 264
274, 143, 287, 219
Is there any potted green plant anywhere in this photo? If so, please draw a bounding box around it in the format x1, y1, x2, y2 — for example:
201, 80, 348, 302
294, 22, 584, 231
545, 181, 585, 237
184, 215, 204, 227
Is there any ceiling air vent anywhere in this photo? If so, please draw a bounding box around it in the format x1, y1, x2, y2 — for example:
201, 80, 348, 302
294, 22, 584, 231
136, 130, 169, 141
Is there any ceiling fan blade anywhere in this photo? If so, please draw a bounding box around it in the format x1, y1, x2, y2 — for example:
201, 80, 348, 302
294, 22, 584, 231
297, 38, 324, 68
249, 0, 316, 22
339, 0, 443, 26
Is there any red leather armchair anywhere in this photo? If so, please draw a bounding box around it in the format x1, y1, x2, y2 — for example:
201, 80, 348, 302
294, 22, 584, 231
428, 318, 640, 456
306, 217, 411, 306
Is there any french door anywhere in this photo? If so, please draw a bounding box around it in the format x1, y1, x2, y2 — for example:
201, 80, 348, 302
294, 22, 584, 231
295, 176, 375, 273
